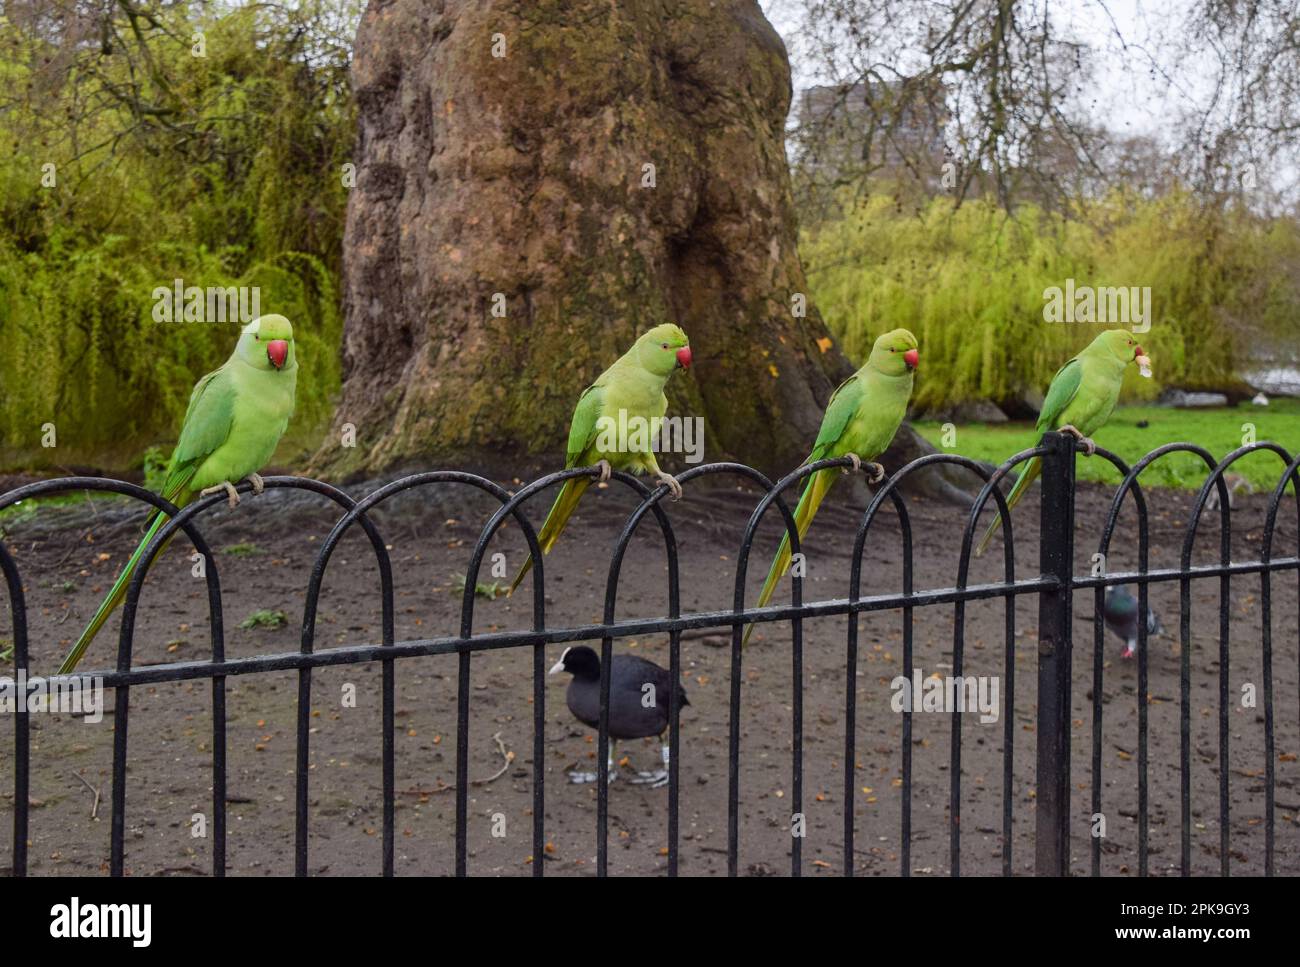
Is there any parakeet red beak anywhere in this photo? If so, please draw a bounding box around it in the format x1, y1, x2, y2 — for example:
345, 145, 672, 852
267, 340, 288, 370
903, 348, 919, 370
1134, 344, 1145, 358
675, 346, 692, 369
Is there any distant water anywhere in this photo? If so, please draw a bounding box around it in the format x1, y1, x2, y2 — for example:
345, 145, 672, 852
1243, 364, 1300, 397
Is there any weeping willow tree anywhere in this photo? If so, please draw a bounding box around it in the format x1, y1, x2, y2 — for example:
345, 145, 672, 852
0, 1, 361, 470
802, 189, 1300, 412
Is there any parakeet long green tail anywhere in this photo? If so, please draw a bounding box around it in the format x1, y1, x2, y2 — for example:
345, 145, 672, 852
58, 498, 190, 675
974, 456, 1041, 557
509, 476, 592, 595
743, 467, 838, 646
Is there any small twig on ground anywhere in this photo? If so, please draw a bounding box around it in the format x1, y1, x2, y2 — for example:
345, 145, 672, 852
29, 517, 138, 572
396, 731, 514, 795
72, 772, 101, 819
473, 731, 515, 785
81, 488, 101, 522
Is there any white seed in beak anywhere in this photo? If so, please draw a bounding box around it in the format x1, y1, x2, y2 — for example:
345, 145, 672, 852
1136, 354, 1152, 378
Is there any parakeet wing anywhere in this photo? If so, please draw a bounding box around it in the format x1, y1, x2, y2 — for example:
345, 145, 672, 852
565, 383, 604, 468
1037, 357, 1083, 432
809, 374, 862, 461
164, 367, 236, 499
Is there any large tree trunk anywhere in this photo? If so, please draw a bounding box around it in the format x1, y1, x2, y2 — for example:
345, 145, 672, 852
323, 0, 961, 500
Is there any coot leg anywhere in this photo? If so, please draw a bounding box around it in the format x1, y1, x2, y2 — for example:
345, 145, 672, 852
569, 740, 618, 784
630, 742, 671, 788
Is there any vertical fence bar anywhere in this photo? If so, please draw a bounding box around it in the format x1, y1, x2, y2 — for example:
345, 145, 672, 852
1035, 432, 1075, 876
1177, 571, 1189, 877
295, 662, 312, 875
533, 642, 546, 877
843, 598, 859, 876
1140, 582, 1152, 877
1, 548, 29, 876
1090, 586, 1104, 877
456, 649, 471, 876
596, 633, 612, 876
109, 681, 131, 876
901, 565, 913, 877
727, 612, 743, 876
210, 555, 227, 877
1001, 579, 1015, 875
667, 626, 681, 876
1217, 524, 1232, 876
381, 657, 395, 876
1261, 566, 1274, 876
950, 596, 966, 875
791, 579, 803, 877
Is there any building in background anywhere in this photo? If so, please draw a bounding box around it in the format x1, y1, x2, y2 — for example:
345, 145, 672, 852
794, 78, 950, 189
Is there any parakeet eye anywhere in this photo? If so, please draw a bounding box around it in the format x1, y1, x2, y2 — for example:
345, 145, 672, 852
661, 343, 669, 349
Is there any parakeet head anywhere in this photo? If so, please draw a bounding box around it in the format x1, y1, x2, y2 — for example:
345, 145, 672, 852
237, 314, 296, 372
868, 328, 919, 377
637, 323, 691, 376
1095, 329, 1151, 375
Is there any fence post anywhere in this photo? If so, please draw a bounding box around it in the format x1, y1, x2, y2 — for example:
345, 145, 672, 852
1035, 430, 1075, 876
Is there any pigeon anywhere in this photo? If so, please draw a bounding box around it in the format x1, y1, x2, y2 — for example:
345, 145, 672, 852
1104, 586, 1164, 660
549, 645, 689, 787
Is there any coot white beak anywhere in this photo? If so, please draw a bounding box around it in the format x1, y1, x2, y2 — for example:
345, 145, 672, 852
549, 647, 570, 675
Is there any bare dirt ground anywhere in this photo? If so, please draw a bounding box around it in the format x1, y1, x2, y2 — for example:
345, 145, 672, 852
1, 467, 1297, 876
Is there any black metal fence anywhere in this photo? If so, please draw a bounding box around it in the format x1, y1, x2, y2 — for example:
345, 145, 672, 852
1, 431, 1296, 876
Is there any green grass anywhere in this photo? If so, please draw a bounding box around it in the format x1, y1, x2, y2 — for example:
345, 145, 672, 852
223, 542, 264, 557
452, 573, 506, 601
914, 398, 1300, 491
0, 490, 112, 533
240, 609, 289, 630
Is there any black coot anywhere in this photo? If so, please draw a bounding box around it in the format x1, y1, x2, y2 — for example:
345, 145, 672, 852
550, 645, 689, 786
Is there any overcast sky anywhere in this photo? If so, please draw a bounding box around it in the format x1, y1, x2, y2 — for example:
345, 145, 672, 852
761, 0, 1201, 147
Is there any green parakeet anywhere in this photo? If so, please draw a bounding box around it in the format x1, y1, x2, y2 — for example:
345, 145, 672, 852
975, 328, 1151, 557
509, 323, 692, 595
58, 314, 299, 674
745, 328, 919, 644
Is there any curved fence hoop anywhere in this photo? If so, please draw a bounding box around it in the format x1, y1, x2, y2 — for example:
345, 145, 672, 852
302, 468, 548, 877
111, 475, 401, 877
856, 447, 1032, 877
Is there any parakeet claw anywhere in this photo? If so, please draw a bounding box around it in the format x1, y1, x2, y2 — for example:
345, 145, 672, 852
200, 481, 241, 509
865, 461, 886, 484
595, 459, 612, 484
842, 453, 862, 474
1059, 425, 1096, 456
656, 471, 683, 501
246, 472, 265, 495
